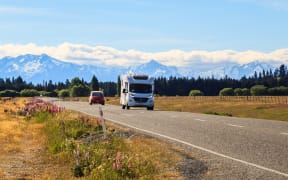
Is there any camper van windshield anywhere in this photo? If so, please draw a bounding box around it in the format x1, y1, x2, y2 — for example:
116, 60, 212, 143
129, 84, 152, 93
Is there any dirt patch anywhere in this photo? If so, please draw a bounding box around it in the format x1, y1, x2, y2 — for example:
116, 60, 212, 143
176, 155, 208, 179
0, 122, 46, 179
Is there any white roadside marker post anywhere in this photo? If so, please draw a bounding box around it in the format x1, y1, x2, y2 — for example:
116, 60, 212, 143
99, 105, 107, 139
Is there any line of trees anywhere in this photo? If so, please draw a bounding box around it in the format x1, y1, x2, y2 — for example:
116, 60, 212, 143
0, 75, 117, 97
0, 64, 287, 97
155, 64, 288, 96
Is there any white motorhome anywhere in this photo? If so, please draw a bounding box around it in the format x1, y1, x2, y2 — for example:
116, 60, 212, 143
120, 74, 154, 110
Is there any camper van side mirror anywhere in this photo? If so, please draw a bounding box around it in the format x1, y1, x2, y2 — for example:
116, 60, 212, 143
122, 89, 128, 93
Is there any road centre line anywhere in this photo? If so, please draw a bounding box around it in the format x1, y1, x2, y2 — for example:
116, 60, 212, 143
195, 119, 206, 122
80, 110, 288, 178
227, 123, 244, 128
280, 132, 288, 136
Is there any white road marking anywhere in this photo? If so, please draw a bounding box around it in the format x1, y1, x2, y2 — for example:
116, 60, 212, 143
227, 123, 244, 128
194, 118, 206, 122
280, 132, 288, 136
122, 114, 133, 117
76, 110, 288, 178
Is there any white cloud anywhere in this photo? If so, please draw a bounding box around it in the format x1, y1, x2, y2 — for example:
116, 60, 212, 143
0, 43, 287, 68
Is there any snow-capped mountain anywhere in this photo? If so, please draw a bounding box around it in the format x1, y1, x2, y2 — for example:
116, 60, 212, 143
0, 54, 280, 83
127, 60, 181, 78
0, 54, 179, 83
195, 61, 277, 79
0, 54, 99, 83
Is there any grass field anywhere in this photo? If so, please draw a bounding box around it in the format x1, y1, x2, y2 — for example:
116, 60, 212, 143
104, 96, 288, 121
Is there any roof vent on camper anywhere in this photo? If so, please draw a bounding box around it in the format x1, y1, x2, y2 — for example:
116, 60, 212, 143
133, 75, 149, 80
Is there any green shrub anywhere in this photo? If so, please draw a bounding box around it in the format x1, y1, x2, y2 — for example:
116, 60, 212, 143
189, 90, 204, 96
250, 85, 267, 96
241, 88, 250, 96
0, 89, 20, 97
234, 88, 242, 96
58, 89, 70, 97
234, 88, 250, 96
39, 91, 53, 97
20, 89, 40, 97
267, 86, 288, 95
70, 85, 90, 97
219, 88, 234, 96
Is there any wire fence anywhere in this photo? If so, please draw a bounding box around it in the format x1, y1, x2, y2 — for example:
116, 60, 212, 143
155, 96, 288, 104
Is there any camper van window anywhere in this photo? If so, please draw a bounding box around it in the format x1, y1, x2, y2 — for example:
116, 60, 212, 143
129, 84, 152, 93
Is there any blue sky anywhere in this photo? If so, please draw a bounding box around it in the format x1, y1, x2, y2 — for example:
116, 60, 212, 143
0, 0, 288, 69
1, 0, 288, 52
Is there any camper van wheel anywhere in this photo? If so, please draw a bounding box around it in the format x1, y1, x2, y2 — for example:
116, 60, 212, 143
126, 105, 130, 110
122, 105, 125, 109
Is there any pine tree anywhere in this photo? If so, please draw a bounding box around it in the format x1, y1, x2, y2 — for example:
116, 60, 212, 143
90, 75, 99, 91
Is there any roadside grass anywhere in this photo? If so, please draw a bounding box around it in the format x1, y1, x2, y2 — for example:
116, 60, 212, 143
105, 96, 288, 121
107, 123, 185, 179
1, 98, 201, 179
124, 136, 182, 179
0, 98, 47, 179
41, 110, 186, 179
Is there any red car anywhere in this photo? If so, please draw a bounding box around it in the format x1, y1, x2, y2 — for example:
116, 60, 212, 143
89, 91, 105, 105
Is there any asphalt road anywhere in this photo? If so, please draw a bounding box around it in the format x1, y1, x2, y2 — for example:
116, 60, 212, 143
45, 98, 288, 179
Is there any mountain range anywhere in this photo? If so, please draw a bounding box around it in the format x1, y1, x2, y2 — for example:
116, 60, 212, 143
0, 54, 279, 83
193, 61, 276, 79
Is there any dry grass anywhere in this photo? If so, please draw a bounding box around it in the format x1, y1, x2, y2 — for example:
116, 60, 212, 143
0, 121, 23, 153
0, 170, 4, 178
125, 136, 183, 179
40, 152, 76, 180
0, 98, 26, 154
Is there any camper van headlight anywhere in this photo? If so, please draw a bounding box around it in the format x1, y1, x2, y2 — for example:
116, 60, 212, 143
147, 95, 153, 99
129, 93, 135, 97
